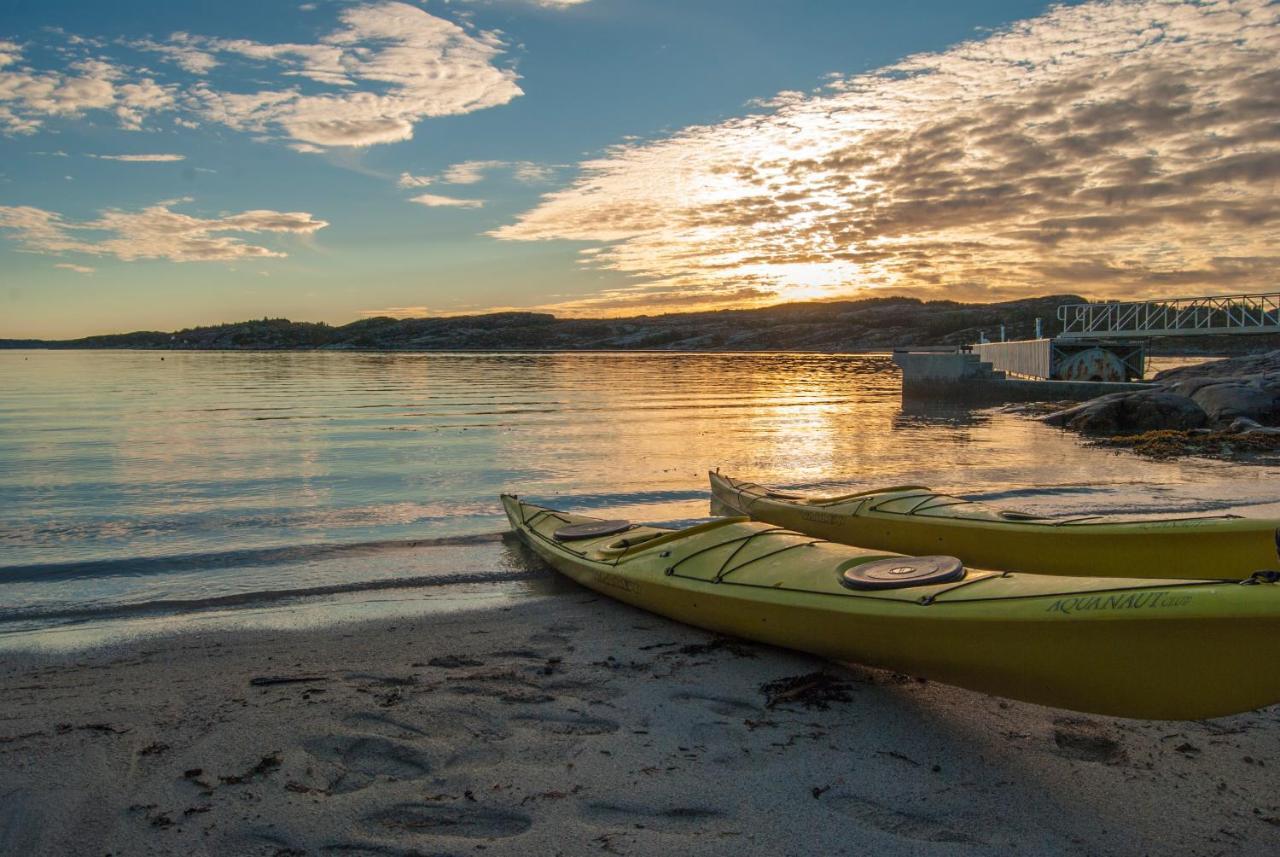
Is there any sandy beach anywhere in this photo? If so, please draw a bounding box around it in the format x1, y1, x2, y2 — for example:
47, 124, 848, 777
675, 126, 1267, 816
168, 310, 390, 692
3, 583, 1278, 857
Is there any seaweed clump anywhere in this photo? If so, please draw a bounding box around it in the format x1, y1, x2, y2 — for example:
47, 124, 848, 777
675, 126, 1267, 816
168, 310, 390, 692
1090, 429, 1280, 461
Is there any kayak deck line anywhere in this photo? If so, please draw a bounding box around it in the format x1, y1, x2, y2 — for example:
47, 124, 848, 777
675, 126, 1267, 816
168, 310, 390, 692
663, 527, 825, 583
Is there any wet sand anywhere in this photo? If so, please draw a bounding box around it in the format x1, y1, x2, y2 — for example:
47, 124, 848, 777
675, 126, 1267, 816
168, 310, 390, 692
2, 589, 1278, 856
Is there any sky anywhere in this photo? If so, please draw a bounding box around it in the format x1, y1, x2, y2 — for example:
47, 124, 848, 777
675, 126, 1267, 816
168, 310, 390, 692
2, 0, 1278, 338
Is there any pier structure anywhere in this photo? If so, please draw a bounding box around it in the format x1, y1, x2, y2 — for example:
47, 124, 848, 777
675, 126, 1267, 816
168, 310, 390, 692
892, 346, 1151, 402
1057, 292, 1280, 339
973, 338, 1145, 382
895, 291, 1280, 402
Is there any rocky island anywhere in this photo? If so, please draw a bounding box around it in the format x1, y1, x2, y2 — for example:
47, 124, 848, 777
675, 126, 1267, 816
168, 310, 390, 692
0, 295, 1090, 352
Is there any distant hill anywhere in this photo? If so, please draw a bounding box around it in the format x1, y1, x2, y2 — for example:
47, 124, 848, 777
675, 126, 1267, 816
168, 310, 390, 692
3, 295, 1082, 352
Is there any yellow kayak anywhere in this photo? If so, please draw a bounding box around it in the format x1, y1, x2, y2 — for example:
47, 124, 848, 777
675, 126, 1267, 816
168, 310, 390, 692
503, 494, 1280, 720
710, 471, 1279, 580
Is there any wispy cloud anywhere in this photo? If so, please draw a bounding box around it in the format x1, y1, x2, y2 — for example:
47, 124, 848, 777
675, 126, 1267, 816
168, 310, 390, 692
0, 200, 328, 262
409, 193, 484, 208
441, 159, 553, 184
496, 0, 1280, 315
2, 3, 521, 149
397, 171, 433, 188
91, 153, 185, 162
53, 262, 94, 274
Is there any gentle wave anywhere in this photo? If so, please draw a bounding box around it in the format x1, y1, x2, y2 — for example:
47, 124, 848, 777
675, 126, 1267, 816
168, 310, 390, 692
0, 568, 549, 628
0, 532, 506, 583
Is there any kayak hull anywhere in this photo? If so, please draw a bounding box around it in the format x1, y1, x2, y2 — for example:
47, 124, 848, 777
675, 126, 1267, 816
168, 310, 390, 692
710, 471, 1279, 580
504, 494, 1280, 720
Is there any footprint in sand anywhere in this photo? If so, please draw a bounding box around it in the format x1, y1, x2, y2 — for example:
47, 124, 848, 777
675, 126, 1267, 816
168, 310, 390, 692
1051, 717, 1127, 765
669, 690, 759, 716
302, 735, 434, 794
361, 803, 532, 839
510, 712, 620, 736
821, 795, 980, 845
579, 802, 725, 834
527, 632, 571, 647
343, 711, 426, 738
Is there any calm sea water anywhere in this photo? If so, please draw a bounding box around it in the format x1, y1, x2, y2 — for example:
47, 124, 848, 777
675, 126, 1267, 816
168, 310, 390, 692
3, 350, 1279, 640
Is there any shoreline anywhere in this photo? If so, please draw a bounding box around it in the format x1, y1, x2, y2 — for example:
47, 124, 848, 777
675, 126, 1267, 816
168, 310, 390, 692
3, 588, 1278, 855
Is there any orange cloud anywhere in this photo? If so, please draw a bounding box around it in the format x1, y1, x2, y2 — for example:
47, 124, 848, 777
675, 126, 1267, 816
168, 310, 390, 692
496, 0, 1280, 315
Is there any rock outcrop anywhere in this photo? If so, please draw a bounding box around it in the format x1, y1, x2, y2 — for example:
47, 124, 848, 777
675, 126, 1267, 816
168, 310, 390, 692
1042, 390, 1208, 435
1044, 349, 1280, 437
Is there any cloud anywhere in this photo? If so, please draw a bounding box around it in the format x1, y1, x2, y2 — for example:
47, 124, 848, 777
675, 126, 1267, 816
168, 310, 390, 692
495, 0, 1280, 314
157, 2, 523, 148
0, 39, 23, 68
409, 193, 484, 208
0, 45, 175, 134
511, 161, 555, 183
463, 0, 591, 7
91, 153, 185, 162
130, 35, 219, 74
3, 3, 520, 148
0, 200, 328, 262
440, 160, 504, 185
54, 262, 94, 273
427, 159, 555, 184
397, 171, 433, 188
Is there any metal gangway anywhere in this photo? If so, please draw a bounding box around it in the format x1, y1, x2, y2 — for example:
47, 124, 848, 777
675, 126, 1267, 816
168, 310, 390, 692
1057, 292, 1280, 338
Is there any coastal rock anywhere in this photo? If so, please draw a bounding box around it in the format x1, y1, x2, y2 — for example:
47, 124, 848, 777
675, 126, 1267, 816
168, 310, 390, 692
1042, 391, 1207, 435
1189, 381, 1280, 423
1153, 349, 1280, 384
1049, 351, 1280, 446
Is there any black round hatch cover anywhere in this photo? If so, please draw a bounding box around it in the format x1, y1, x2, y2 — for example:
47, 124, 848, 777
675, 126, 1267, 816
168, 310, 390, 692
841, 555, 965, 590
553, 520, 632, 541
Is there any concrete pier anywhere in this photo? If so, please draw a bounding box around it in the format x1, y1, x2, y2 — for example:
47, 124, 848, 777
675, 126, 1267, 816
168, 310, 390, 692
892, 348, 1153, 402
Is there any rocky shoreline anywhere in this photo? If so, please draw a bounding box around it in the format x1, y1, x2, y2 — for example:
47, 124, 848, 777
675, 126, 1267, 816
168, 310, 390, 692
1043, 350, 1280, 461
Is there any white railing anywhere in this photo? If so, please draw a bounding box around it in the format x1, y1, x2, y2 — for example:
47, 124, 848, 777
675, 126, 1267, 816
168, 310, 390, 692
1057, 292, 1280, 338
974, 339, 1051, 379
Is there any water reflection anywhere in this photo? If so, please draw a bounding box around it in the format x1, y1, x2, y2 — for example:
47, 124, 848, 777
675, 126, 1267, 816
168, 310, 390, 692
894, 400, 991, 429
3, 349, 1280, 620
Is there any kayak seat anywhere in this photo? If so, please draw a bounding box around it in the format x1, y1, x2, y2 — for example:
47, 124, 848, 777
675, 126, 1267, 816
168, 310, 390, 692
554, 520, 633, 541
998, 510, 1045, 521
840, 555, 966, 590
